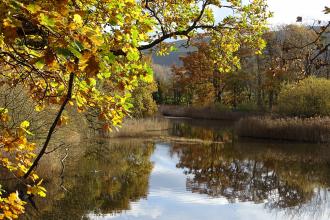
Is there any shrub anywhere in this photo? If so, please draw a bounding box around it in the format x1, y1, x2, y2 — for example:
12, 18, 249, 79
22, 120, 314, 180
130, 80, 158, 118
277, 77, 330, 117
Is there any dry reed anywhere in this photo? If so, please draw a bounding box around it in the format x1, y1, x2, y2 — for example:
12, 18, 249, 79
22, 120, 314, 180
107, 117, 170, 138
159, 105, 260, 120
235, 116, 330, 143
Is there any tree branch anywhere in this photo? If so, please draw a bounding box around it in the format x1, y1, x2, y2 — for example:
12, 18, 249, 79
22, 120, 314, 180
111, 0, 212, 55
24, 72, 75, 179
145, 0, 166, 35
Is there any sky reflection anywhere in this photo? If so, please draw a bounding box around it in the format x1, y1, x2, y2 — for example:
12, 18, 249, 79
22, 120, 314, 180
88, 143, 330, 220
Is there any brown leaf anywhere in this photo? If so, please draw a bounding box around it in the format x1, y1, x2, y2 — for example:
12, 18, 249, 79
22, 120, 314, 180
85, 55, 100, 78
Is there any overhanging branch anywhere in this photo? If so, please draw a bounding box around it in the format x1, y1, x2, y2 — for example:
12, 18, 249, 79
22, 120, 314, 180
24, 72, 75, 179
112, 0, 213, 55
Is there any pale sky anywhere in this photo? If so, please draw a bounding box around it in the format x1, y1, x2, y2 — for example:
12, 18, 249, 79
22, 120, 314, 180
267, 0, 329, 24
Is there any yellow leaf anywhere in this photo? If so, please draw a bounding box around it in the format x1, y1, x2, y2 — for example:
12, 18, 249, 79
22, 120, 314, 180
35, 104, 45, 112
20, 121, 30, 129
0, 34, 4, 48
73, 14, 83, 26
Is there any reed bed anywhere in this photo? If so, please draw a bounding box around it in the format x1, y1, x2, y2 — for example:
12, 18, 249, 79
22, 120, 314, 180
107, 117, 170, 138
159, 105, 259, 121
235, 116, 330, 143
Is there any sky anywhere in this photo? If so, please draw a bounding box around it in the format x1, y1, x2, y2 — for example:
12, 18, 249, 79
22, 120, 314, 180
212, 0, 329, 28
267, 0, 329, 25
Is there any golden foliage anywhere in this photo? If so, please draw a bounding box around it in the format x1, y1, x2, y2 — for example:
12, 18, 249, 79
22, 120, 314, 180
0, 110, 45, 219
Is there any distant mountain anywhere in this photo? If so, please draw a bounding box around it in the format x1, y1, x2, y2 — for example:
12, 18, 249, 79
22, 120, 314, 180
152, 51, 186, 67
151, 25, 330, 67
151, 39, 198, 67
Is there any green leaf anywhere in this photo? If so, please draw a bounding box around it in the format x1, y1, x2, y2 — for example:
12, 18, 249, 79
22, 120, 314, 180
89, 78, 96, 87
127, 50, 139, 61
131, 27, 139, 47
68, 45, 82, 58
35, 60, 45, 69
102, 71, 111, 78
56, 48, 72, 58
26, 4, 41, 14
105, 52, 116, 64
58, 84, 65, 92
50, 81, 58, 87
39, 13, 55, 28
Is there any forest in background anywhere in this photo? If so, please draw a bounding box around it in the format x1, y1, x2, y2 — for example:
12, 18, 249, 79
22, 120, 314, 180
150, 24, 330, 117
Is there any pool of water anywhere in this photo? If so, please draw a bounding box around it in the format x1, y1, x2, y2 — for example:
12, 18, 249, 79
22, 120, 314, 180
22, 119, 330, 220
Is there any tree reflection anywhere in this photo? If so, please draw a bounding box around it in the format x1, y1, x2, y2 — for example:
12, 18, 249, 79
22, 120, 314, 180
27, 140, 155, 220
170, 119, 233, 142
170, 142, 330, 211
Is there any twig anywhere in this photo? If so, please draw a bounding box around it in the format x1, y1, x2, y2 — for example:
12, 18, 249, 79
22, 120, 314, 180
59, 148, 69, 192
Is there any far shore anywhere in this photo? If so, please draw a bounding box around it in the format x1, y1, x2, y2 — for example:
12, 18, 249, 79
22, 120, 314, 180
159, 105, 264, 121
105, 106, 330, 143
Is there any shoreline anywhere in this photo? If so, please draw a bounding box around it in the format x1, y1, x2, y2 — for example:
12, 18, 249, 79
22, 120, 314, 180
92, 111, 330, 143
159, 105, 264, 121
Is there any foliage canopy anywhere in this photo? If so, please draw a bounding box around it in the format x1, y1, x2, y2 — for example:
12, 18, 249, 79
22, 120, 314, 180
0, 0, 269, 127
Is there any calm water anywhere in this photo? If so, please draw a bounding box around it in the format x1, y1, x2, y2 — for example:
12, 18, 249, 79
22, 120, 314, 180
22, 119, 330, 220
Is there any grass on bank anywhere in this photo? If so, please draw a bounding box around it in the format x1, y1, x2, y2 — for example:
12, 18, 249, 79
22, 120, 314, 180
106, 117, 170, 138
236, 116, 330, 143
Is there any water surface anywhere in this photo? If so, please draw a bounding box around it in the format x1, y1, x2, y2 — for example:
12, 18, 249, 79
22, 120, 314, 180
22, 119, 330, 220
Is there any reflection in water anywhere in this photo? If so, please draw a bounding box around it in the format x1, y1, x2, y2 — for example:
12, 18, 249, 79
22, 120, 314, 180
21, 119, 330, 220
26, 140, 155, 219
169, 119, 330, 219
171, 143, 324, 210
170, 118, 233, 142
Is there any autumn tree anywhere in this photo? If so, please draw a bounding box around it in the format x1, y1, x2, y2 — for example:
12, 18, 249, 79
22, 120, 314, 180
0, 0, 270, 218
172, 42, 216, 106
299, 7, 330, 77
171, 42, 252, 108
256, 25, 327, 109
